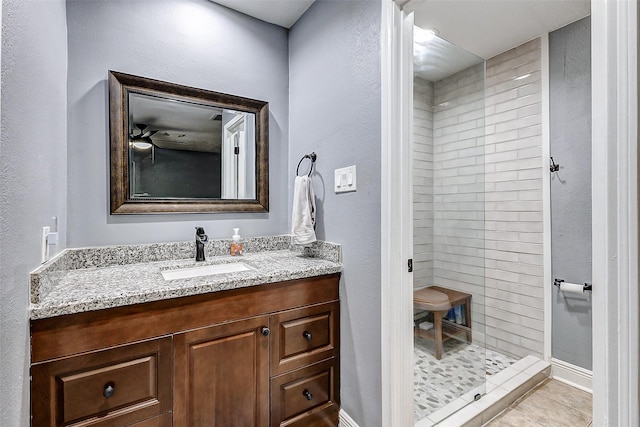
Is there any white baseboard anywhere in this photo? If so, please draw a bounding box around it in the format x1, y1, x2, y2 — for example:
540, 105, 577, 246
339, 409, 361, 427
550, 357, 593, 393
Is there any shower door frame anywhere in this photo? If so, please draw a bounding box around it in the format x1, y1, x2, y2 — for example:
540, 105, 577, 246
380, 1, 414, 426
381, 2, 491, 425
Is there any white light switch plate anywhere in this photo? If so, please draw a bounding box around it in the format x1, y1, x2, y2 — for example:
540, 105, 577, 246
335, 165, 357, 193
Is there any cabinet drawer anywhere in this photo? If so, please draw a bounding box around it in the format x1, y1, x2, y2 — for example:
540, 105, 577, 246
271, 302, 338, 375
271, 359, 339, 427
31, 337, 171, 427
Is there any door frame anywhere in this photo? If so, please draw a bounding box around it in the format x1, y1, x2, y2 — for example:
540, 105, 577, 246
380, 0, 639, 425
222, 113, 247, 199
591, 0, 639, 425
380, 1, 414, 426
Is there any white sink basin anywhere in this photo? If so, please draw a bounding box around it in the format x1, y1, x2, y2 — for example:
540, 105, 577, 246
161, 262, 253, 281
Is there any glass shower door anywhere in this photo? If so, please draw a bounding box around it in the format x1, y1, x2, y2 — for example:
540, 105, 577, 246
412, 26, 487, 425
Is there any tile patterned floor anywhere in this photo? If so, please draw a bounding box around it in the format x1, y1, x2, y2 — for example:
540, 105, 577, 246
414, 334, 516, 422
485, 378, 593, 426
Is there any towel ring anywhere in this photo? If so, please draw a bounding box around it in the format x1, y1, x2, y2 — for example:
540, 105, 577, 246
296, 152, 317, 177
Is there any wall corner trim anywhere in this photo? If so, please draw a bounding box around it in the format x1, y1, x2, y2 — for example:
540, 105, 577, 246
339, 409, 362, 427
550, 358, 593, 394
541, 31, 552, 363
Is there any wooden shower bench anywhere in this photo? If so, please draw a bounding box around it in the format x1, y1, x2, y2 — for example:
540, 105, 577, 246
413, 286, 472, 360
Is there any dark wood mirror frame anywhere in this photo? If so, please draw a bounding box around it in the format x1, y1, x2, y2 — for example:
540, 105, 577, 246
108, 70, 269, 214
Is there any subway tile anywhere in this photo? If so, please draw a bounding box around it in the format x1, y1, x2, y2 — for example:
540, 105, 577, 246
486, 109, 520, 126
518, 232, 543, 244
485, 130, 520, 144
485, 191, 520, 202
494, 92, 542, 114
495, 260, 543, 277
519, 336, 545, 355
519, 295, 544, 310
517, 190, 542, 201
495, 113, 541, 133
517, 253, 543, 265
518, 124, 542, 138
495, 158, 543, 173
493, 240, 543, 255
494, 200, 543, 212
517, 102, 542, 118
494, 178, 542, 192
516, 274, 544, 287
485, 150, 519, 164
493, 220, 542, 233
518, 168, 542, 180
486, 88, 519, 107
517, 82, 542, 98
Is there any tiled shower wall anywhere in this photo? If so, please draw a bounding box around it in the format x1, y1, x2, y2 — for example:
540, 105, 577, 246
412, 38, 544, 359
483, 39, 543, 359
432, 63, 487, 340
413, 77, 434, 289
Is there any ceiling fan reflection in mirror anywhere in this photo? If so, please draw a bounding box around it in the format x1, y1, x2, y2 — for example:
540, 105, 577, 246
129, 123, 158, 151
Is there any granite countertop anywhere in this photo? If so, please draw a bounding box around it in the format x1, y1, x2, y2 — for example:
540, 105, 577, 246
30, 236, 342, 320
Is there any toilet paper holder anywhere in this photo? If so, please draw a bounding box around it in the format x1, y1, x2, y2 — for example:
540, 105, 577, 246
553, 278, 592, 292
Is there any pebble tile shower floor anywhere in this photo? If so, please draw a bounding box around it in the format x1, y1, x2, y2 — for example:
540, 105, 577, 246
414, 334, 516, 422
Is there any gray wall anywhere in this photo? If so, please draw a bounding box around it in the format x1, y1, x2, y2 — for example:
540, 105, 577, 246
550, 16, 592, 370
0, 1, 68, 425
66, 0, 289, 245
289, 1, 382, 425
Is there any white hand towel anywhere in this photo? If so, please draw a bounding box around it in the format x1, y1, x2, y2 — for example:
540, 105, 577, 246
291, 175, 317, 246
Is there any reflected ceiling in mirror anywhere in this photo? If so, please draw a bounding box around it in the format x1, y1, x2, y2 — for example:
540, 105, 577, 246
109, 71, 269, 214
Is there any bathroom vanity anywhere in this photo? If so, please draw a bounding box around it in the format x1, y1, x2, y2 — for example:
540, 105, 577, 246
29, 237, 342, 427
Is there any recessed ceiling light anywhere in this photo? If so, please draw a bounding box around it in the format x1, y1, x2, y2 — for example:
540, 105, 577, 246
414, 27, 438, 44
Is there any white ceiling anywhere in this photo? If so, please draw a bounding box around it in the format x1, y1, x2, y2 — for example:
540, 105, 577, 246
210, 0, 590, 81
405, 0, 590, 78
211, 0, 315, 28
414, 31, 484, 82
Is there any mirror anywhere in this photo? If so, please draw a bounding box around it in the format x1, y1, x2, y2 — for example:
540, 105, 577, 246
109, 71, 269, 214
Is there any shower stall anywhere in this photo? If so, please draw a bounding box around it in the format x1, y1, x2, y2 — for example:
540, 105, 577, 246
411, 32, 491, 424
410, 23, 545, 425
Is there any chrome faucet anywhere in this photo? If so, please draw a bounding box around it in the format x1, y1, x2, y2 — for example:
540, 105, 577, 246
195, 226, 208, 261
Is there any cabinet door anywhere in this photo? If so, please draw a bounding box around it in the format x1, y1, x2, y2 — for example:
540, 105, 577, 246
173, 316, 270, 427
31, 336, 172, 427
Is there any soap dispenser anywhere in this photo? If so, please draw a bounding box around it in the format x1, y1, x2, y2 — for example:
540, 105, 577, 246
230, 228, 243, 256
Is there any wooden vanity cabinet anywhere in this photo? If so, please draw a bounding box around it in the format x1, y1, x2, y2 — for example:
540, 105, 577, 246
30, 274, 340, 427
173, 316, 271, 426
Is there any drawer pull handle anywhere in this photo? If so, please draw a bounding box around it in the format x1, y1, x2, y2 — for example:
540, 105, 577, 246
303, 331, 312, 341
261, 327, 270, 336
103, 383, 115, 398
303, 389, 313, 401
